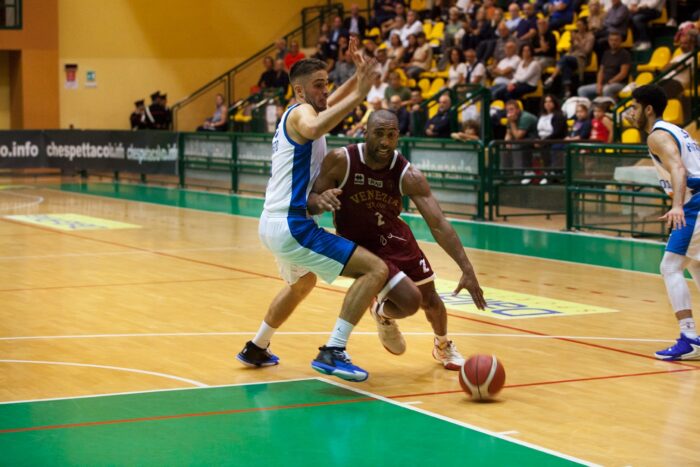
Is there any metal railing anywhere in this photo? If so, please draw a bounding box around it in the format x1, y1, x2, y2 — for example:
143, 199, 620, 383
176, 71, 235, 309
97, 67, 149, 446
565, 143, 669, 239
487, 139, 569, 220
171, 3, 343, 132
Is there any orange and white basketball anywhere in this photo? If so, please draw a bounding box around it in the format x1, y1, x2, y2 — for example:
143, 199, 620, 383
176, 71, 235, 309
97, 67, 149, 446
459, 354, 506, 401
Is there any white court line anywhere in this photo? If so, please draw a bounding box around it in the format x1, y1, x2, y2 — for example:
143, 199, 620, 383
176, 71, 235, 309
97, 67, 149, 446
0, 377, 318, 405
0, 190, 44, 211
0, 359, 208, 388
498, 430, 520, 436
403, 401, 423, 405
0, 331, 675, 343
317, 377, 600, 467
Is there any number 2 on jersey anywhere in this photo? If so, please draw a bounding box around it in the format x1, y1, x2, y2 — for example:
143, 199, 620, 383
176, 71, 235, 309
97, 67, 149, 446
374, 212, 385, 226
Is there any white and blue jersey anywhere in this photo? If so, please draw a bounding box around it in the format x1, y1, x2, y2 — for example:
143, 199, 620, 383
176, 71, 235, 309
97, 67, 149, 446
649, 120, 700, 259
259, 104, 356, 284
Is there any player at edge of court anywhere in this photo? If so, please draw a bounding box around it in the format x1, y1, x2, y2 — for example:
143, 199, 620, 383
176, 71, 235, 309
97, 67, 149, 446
237, 42, 389, 382
308, 109, 487, 369
629, 84, 700, 360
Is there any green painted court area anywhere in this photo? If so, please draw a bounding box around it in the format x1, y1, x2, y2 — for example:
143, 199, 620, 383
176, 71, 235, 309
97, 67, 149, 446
0, 379, 586, 466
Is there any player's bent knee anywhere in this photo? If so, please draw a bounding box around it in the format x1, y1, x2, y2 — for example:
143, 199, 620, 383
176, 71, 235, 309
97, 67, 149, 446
660, 252, 685, 277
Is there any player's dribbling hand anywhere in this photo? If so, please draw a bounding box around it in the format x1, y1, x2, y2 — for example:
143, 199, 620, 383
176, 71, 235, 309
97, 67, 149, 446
453, 270, 487, 310
660, 206, 686, 230
318, 188, 343, 212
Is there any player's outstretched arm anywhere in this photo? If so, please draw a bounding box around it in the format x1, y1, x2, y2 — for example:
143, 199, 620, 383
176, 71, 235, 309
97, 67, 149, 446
649, 131, 688, 230
403, 166, 487, 309
326, 39, 362, 108
307, 149, 348, 215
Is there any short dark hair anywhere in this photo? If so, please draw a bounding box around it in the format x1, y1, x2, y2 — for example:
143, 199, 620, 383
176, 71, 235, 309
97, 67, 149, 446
289, 58, 327, 83
632, 84, 668, 118
367, 109, 399, 130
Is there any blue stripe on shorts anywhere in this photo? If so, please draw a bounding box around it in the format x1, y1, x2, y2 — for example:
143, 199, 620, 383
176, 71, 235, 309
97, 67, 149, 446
287, 216, 356, 266
666, 194, 700, 256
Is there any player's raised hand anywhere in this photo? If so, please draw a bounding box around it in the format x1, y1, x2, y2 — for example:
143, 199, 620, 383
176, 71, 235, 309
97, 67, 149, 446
317, 188, 343, 212
660, 206, 686, 230
453, 269, 487, 310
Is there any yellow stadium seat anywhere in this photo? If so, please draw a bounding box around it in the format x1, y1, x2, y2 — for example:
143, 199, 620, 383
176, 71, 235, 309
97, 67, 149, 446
621, 29, 634, 48
491, 99, 505, 110
636, 46, 671, 72
672, 47, 683, 59
284, 85, 293, 101
663, 99, 683, 125
407, 78, 416, 88
367, 27, 380, 38
564, 13, 578, 31
622, 128, 641, 144
619, 72, 654, 99
556, 31, 571, 53
428, 22, 444, 41
422, 22, 432, 37
428, 102, 439, 118
394, 67, 408, 86
522, 81, 543, 100
584, 52, 598, 73
418, 78, 431, 98
650, 7, 667, 25
427, 78, 446, 98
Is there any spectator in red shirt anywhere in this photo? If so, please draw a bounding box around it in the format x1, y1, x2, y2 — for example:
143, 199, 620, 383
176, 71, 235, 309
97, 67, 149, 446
284, 41, 306, 70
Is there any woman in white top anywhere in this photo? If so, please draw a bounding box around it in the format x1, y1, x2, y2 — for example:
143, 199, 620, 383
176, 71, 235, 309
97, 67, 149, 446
446, 48, 467, 88
493, 43, 541, 101
386, 32, 405, 70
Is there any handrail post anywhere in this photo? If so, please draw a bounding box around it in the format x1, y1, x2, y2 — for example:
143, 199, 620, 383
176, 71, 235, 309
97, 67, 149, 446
565, 143, 574, 231
178, 132, 185, 188
478, 140, 485, 220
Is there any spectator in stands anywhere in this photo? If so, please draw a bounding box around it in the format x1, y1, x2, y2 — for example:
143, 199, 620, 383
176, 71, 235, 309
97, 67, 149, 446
425, 94, 452, 138
445, 7, 463, 47
446, 48, 467, 88
545, 0, 574, 31
503, 99, 538, 171
515, 3, 538, 45
659, 32, 694, 100
629, 0, 664, 51
489, 40, 521, 95
595, 0, 629, 58
494, 43, 541, 100
464, 48, 486, 85
197, 93, 228, 132
258, 56, 277, 90
384, 71, 411, 104
479, 21, 513, 64
329, 47, 356, 87
404, 32, 432, 79
505, 3, 522, 32
130, 99, 147, 130
566, 103, 593, 140
472, 8, 497, 62
578, 32, 630, 100
388, 95, 411, 135
274, 38, 287, 60
284, 41, 306, 70
271, 59, 290, 91
363, 37, 378, 56
373, 0, 399, 29
589, 102, 613, 142
402, 10, 424, 45
532, 18, 557, 70
409, 88, 424, 113
400, 33, 418, 67
375, 46, 391, 80
451, 119, 481, 142
329, 16, 349, 59
348, 97, 383, 137
344, 4, 367, 39
386, 14, 406, 42
366, 73, 389, 103
544, 18, 595, 98
587, 0, 606, 33
456, 17, 479, 50
386, 33, 405, 68
427, 0, 450, 22
537, 95, 568, 140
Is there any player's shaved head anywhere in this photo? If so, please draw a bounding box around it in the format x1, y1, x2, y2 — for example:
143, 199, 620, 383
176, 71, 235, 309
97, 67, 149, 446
367, 109, 399, 131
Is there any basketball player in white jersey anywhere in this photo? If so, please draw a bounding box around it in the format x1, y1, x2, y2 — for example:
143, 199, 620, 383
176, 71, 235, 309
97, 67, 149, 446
237, 44, 389, 381
630, 84, 700, 360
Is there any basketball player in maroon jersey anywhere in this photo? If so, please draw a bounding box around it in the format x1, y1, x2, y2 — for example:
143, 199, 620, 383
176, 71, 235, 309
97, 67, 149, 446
308, 110, 487, 370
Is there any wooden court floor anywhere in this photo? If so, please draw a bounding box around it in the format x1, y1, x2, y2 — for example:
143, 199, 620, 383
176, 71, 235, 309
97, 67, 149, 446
0, 185, 699, 466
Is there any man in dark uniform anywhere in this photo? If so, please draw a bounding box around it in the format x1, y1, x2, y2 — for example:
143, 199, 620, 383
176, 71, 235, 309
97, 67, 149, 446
130, 99, 148, 130
147, 91, 169, 129
160, 93, 172, 130
308, 110, 487, 369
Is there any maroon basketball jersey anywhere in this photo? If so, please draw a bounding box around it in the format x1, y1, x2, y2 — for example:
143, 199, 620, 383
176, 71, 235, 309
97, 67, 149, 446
334, 143, 424, 268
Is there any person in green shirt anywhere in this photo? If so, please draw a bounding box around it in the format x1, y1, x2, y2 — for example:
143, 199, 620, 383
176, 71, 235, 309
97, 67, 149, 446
503, 99, 538, 173
383, 71, 412, 106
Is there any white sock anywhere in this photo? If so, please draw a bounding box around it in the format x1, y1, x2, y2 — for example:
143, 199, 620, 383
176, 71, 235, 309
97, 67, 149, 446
326, 318, 354, 348
680, 318, 698, 339
435, 334, 448, 346
252, 321, 276, 349
376, 300, 390, 320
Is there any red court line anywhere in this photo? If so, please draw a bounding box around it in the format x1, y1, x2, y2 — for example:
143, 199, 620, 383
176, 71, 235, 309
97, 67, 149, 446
388, 366, 700, 400
445, 312, 700, 369
0, 397, 375, 434
0, 217, 687, 368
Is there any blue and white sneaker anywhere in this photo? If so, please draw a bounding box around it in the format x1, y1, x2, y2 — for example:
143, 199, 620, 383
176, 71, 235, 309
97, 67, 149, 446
311, 346, 369, 382
655, 334, 700, 361
236, 341, 279, 367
